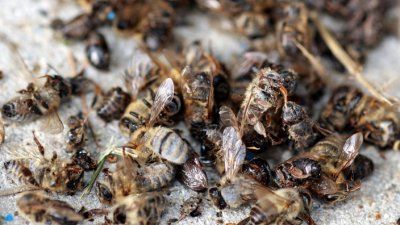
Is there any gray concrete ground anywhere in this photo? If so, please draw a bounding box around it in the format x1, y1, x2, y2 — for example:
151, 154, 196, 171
0, 1, 399, 225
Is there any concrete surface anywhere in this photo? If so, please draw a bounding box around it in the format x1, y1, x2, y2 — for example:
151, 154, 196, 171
0, 1, 399, 225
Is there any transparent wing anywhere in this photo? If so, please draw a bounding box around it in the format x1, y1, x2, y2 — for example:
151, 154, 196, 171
124, 50, 155, 99
219, 106, 239, 130
38, 111, 64, 134
3, 143, 44, 164
148, 78, 174, 127
337, 132, 363, 172
222, 126, 246, 179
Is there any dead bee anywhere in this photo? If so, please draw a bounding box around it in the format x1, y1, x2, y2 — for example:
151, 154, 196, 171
178, 152, 208, 192
343, 154, 374, 182
272, 156, 322, 189
246, 187, 315, 225
17, 192, 83, 225
282, 101, 318, 150
234, 12, 269, 39
307, 133, 363, 202
85, 31, 110, 70
66, 113, 87, 152
96, 154, 175, 204
138, 1, 175, 50
208, 187, 227, 210
277, 2, 311, 57
1, 75, 75, 134
51, 13, 94, 40
242, 158, 273, 187
321, 85, 400, 149
238, 67, 297, 140
2, 132, 87, 195
179, 195, 203, 220
126, 78, 189, 165
111, 192, 166, 225
95, 87, 131, 122
71, 149, 97, 171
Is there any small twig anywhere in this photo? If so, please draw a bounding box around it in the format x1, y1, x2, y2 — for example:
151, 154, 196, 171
311, 12, 393, 105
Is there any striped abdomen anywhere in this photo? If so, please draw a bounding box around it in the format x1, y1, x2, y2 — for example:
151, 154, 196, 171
97, 87, 131, 122
148, 127, 189, 164
137, 162, 175, 191
119, 97, 152, 135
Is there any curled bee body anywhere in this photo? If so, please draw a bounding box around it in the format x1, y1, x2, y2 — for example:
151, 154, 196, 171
112, 192, 166, 225
238, 67, 297, 139
85, 31, 110, 70
96, 87, 131, 122
282, 101, 318, 150
66, 113, 86, 152
242, 158, 273, 187
246, 187, 315, 225
321, 85, 400, 149
272, 157, 321, 189
307, 133, 363, 202
17, 192, 83, 225
2, 133, 86, 195
96, 155, 175, 204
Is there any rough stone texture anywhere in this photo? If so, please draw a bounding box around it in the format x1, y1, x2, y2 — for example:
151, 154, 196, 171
0, 1, 399, 225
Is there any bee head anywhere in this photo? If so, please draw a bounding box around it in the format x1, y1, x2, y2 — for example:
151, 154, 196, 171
45, 75, 71, 98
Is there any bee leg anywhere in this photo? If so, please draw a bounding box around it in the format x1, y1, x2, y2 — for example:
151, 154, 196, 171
298, 212, 316, 225
32, 131, 45, 156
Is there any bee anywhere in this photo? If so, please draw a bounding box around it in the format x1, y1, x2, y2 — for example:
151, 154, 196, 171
343, 154, 374, 182
127, 78, 189, 165
96, 154, 175, 204
242, 158, 273, 187
95, 87, 131, 122
234, 12, 269, 39
66, 113, 87, 152
111, 192, 166, 225
321, 85, 400, 149
17, 192, 83, 225
306, 133, 363, 202
1, 74, 74, 134
119, 50, 182, 136
282, 101, 319, 150
85, 31, 110, 70
71, 149, 97, 171
178, 152, 208, 192
277, 2, 311, 57
2, 132, 85, 195
51, 13, 94, 40
246, 187, 315, 225
238, 67, 297, 140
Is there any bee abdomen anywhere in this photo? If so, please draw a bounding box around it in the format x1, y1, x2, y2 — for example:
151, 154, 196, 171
151, 127, 189, 164
97, 88, 130, 122
249, 205, 269, 225
1, 99, 42, 122
139, 162, 175, 191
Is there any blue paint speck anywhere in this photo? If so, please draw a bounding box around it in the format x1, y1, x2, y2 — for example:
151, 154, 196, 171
107, 11, 116, 21
4, 214, 14, 222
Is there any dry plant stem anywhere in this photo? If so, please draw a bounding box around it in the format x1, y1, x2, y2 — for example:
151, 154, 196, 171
0, 118, 4, 144
311, 13, 393, 105
0, 185, 41, 196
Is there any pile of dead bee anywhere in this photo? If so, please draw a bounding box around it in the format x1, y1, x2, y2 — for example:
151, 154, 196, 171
0, 0, 399, 225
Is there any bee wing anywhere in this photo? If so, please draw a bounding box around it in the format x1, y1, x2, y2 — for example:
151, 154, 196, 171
254, 186, 295, 210
219, 106, 239, 130
38, 111, 64, 134
222, 126, 246, 179
0, 33, 32, 81
148, 78, 174, 127
4, 143, 45, 163
124, 50, 155, 99
337, 132, 363, 172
